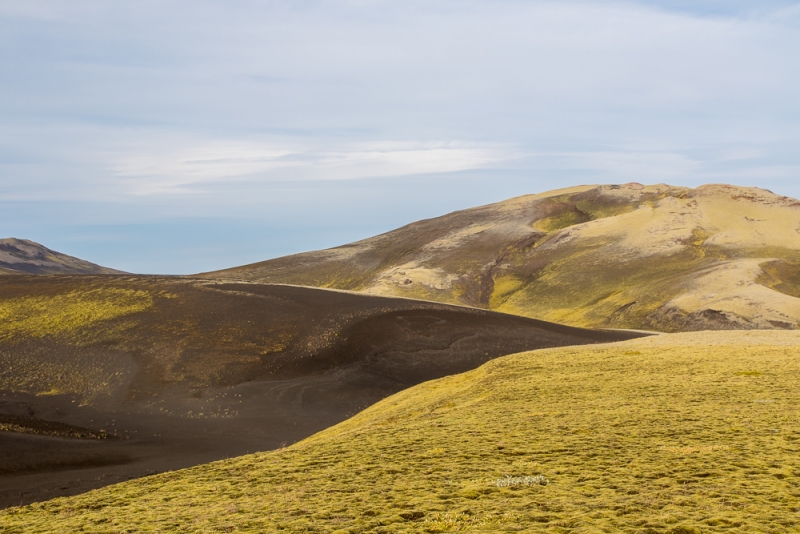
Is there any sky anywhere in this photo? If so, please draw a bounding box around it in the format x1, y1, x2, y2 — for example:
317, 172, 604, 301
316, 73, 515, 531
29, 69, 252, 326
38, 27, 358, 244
1, 0, 799, 274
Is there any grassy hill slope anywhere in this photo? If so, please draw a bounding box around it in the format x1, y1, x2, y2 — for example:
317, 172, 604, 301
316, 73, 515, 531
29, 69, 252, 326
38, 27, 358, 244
0, 275, 634, 508
202, 183, 800, 332
0, 238, 123, 275
3, 330, 798, 533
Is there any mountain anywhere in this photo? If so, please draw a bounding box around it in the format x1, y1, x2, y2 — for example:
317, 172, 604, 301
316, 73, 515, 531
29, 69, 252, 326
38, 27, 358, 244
201, 183, 800, 332
0, 238, 123, 275
0, 274, 638, 507
4, 329, 797, 532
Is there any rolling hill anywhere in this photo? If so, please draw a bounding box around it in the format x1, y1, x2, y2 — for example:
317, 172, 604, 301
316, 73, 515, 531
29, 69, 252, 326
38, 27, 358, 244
0, 238, 123, 275
0, 275, 638, 507
3, 330, 797, 533
202, 183, 800, 332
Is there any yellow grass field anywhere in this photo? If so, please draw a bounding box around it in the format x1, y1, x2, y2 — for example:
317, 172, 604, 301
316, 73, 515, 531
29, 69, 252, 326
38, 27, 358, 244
2, 330, 798, 533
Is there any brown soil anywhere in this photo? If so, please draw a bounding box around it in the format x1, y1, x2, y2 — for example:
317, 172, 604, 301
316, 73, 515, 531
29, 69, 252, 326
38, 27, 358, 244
0, 275, 643, 508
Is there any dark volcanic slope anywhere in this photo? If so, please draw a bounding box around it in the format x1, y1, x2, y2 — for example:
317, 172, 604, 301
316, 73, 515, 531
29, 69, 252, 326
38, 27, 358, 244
0, 275, 642, 508
0, 238, 124, 275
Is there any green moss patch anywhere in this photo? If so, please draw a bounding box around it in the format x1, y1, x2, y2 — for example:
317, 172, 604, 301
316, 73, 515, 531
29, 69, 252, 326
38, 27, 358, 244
0, 288, 152, 342
757, 259, 800, 299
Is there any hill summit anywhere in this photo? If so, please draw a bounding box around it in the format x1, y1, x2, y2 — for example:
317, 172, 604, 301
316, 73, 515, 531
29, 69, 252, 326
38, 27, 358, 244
202, 183, 800, 332
0, 238, 123, 275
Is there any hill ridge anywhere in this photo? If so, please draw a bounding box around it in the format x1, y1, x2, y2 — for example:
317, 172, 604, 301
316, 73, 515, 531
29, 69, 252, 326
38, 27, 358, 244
200, 182, 800, 332
0, 238, 123, 275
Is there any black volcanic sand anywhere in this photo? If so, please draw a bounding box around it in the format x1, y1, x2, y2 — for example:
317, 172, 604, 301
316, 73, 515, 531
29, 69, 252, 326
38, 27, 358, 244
0, 275, 644, 508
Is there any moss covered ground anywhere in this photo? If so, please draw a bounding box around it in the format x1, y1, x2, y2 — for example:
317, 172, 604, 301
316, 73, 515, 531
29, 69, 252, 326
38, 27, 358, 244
0, 287, 152, 342
1, 331, 798, 533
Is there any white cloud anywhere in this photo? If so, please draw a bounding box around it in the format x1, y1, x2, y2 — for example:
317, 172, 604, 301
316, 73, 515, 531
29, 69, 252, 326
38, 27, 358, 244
3, 0, 798, 200
111, 141, 521, 195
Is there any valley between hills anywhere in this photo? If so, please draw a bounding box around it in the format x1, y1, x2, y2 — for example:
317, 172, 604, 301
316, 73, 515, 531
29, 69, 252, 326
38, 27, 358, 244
1, 183, 799, 533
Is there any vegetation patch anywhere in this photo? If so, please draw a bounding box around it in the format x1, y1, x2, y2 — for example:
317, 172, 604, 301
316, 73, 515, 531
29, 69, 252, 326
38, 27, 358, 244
2, 331, 798, 533
0, 288, 152, 342
497, 246, 713, 330
494, 474, 548, 487
533, 206, 591, 232
737, 370, 763, 377
487, 274, 525, 308
422, 511, 517, 531
659, 444, 731, 455
757, 259, 800, 298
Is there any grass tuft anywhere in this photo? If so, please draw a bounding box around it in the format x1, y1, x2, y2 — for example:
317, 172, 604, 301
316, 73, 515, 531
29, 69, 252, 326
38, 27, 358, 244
494, 475, 549, 487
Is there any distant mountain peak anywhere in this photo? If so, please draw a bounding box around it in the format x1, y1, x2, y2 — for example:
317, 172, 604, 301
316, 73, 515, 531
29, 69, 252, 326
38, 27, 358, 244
0, 238, 124, 275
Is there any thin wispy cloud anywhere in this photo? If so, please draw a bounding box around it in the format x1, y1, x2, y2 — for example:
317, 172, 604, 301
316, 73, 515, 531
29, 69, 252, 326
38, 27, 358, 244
112, 142, 522, 195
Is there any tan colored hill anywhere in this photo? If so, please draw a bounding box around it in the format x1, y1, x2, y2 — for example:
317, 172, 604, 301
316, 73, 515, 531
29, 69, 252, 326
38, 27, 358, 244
202, 183, 800, 332
0, 238, 123, 275
3, 330, 798, 533
0, 275, 636, 508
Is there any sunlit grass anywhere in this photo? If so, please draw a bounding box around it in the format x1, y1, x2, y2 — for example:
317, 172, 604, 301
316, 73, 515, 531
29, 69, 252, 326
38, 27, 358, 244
0, 287, 153, 401
1, 331, 799, 532
0, 288, 152, 342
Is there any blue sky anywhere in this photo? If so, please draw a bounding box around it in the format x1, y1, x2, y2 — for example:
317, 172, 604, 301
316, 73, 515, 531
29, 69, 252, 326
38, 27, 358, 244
1, 1, 799, 274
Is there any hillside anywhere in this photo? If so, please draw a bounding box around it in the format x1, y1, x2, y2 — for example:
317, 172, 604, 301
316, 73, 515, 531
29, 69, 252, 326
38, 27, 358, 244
202, 183, 800, 332
0, 238, 123, 275
3, 330, 797, 533
0, 275, 636, 507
